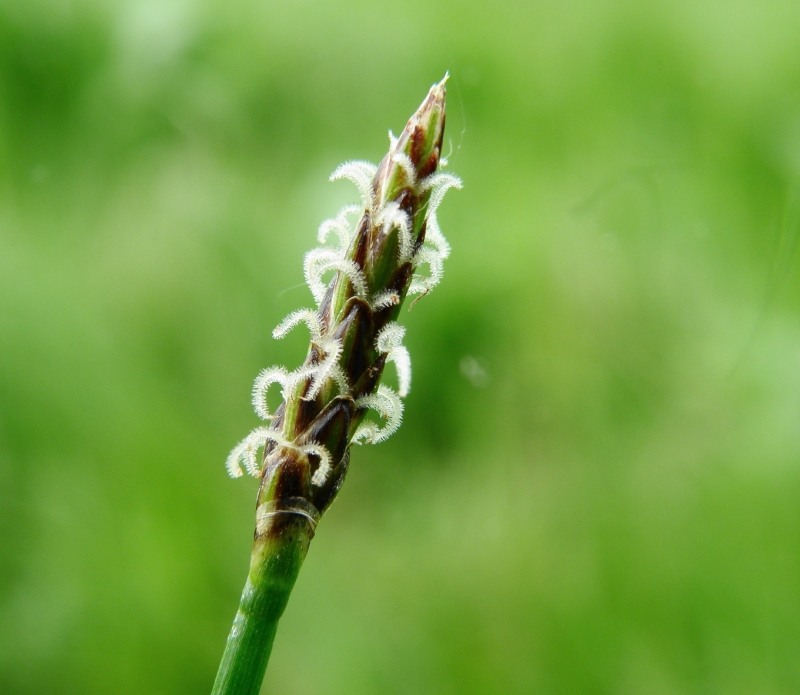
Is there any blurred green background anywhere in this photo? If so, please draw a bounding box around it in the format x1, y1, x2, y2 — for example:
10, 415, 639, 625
2, 0, 799, 693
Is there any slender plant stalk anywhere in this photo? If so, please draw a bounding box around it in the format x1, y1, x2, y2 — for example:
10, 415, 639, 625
211, 503, 313, 695
212, 76, 460, 695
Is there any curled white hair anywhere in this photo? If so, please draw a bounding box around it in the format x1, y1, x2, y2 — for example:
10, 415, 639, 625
421, 172, 462, 216
251, 367, 291, 421
318, 204, 361, 252
225, 426, 284, 478
330, 160, 377, 211
352, 385, 404, 444
304, 248, 368, 305
409, 246, 444, 296
376, 322, 411, 397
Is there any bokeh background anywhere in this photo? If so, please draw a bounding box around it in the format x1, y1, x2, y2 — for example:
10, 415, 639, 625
2, 0, 799, 693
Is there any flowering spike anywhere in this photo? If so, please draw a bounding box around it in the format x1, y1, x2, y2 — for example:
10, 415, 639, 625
226, 75, 458, 488
226, 75, 458, 484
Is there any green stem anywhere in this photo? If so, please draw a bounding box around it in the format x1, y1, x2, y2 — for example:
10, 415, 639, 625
212, 513, 314, 695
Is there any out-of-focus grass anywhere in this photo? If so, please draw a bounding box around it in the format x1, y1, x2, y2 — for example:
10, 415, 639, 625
1, 1, 799, 693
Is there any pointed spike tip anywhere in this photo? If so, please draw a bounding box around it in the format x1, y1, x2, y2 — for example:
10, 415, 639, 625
419, 74, 447, 117
379, 74, 448, 194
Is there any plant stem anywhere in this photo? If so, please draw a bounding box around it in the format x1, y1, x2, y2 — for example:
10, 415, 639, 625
211, 506, 316, 695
